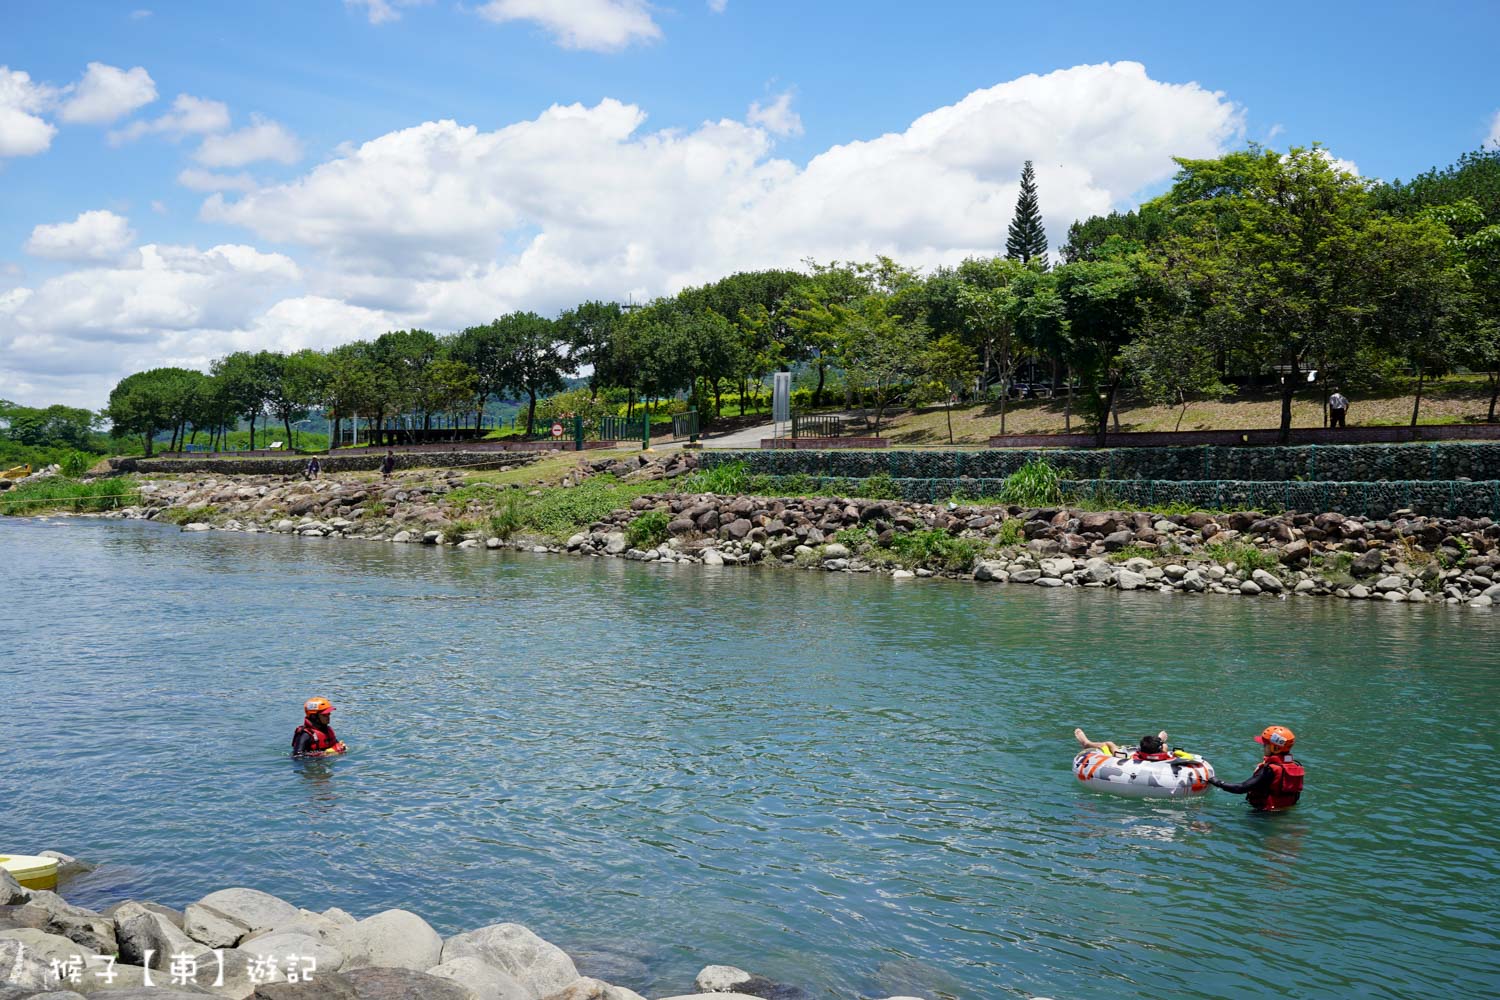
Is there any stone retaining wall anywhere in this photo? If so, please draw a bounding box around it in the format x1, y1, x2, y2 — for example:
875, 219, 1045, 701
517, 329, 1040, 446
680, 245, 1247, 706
111, 450, 544, 476
987, 423, 1500, 449
707, 443, 1500, 483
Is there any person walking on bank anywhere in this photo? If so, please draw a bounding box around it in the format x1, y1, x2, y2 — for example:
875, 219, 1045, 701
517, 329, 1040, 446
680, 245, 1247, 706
1209, 725, 1303, 811
292, 697, 348, 757
1329, 388, 1349, 429
303, 456, 321, 480
380, 449, 396, 479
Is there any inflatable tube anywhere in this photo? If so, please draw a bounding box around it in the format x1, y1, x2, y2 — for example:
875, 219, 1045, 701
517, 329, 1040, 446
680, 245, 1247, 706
1073, 749, 1215, 799
0, 854, 59, 890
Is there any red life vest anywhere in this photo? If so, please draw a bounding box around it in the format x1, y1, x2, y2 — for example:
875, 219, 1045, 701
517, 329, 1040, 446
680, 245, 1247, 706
1248, 755, 1304, 811
294, 719, 338, 753
1132, 751, 1173, 762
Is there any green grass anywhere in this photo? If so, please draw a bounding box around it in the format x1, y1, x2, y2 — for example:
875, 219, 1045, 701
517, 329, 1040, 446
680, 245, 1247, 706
488, 491, 525, 539
683, 461, 752, 494
1203, 540, 1281, 574
884, 529, 984, 572
625, 509, 671, 549
0, 476, 141, 515
996, 517, 1024, 546
517, 475, 664, 540
160, 504, 219, 525
1107, 543, 1159, 563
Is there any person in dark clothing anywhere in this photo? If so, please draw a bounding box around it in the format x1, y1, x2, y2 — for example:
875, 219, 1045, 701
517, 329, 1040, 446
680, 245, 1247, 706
292, 696, 347, 757
1074, 728, 1173, 761
303, 456, 321, 480
380, 449, 396, 479
1210, 725, 1303, 810
1328, 388, 1349, 429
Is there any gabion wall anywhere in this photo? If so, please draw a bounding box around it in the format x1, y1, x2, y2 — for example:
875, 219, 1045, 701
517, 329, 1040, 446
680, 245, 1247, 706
703, 443, 1500, 483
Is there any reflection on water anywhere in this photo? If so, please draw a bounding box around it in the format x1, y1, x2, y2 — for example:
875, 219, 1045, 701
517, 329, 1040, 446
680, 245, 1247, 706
3, 517, 1498, 1000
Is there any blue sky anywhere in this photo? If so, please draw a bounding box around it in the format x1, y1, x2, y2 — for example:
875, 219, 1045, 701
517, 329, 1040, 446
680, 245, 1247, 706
3, 0, 1498, 407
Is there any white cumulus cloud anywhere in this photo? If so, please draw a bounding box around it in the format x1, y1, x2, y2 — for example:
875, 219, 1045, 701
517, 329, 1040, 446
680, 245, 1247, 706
110, 93, 231, 145
748, 91, 802, 137
58, 62, 157, 124
1488, 110, 1500, 148
24, 210, 137, 262
0, 67, 59, 157
477, 0, 661, 52
194, 114, 303, 167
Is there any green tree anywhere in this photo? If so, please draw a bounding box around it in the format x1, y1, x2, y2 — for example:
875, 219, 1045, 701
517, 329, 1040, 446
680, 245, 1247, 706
1006, 160, 1048, 264
555, 301, 624, 399
212, 351, 278, 450
1055, 248, 1148, 444
106, 368, 201, 456
787, 262, 873, 407
493, 311, 566, 435
916, 333, 981, 443
837, 297, 925, 435
953, 257, 1024, 433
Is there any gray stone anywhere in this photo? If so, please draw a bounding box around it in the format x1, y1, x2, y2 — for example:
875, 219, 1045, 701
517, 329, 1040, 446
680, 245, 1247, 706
890, 569, 915, 580
973, 561, 1009, 583
14, 892, 117, 955
0, 928, 99, 968
425, 956, 529, 1000
1374, 575, 1406, 593
0, 870, 29, 906
1294, 579, 1317, 594
390, 531, 412, 543
1470, 594, 1493, 607
421, 531, 443, 545
440, 923, 579, 999
36, 853, 96, 884
1251, 568, 1284, 593
1102, 529, 1134, 551
1180, 570, 1206, 593
185, 893, 295, 940
1351, 548, 1385, 576
1348, 584, 1370, 599
338, 911, 439, 972
0, 937, 65, 989
486, 537, 502, 549
183, 904, 250, 950
1383, 590, 1406, 602
565, 534, 587, 550
1115, 569, 1146, 591
821, 542, 851, 560
253, 967, 470, 1000
538, 978, 649, 1000
1082, 558, 1115, 584
102, 904, 183, 932
320, 910, 356, 929
182, 523, 211, 532
117, 909, 200, 969
701, 549, 724, 566
241, 931, 344, 975
1163, 564, 1188, 579
1240, 579, 1262, 596
1009, 568, 1041, 584
456, 539, 480, 549
1035, 577, 1065, 587
1483, 583, 1500, 600
603, 533, 627, 555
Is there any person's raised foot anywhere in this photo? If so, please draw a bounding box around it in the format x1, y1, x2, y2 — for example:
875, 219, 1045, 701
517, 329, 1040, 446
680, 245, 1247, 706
1074, 728, 1089, 747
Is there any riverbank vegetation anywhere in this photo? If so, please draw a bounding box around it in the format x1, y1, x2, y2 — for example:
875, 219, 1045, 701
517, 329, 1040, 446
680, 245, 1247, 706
0, 476, 140, 515
40, 145, 1495, 457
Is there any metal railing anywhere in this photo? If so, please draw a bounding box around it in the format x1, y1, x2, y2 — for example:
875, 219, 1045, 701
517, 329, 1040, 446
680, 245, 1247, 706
792, 413, 842, 439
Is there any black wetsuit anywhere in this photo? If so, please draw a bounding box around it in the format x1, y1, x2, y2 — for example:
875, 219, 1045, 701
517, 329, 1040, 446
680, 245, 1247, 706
1211, 763, 1274, 796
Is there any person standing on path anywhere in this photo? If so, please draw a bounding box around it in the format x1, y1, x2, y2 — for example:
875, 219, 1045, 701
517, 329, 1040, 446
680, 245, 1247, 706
1329, 388, 1349, 429
380, 449, 396, 479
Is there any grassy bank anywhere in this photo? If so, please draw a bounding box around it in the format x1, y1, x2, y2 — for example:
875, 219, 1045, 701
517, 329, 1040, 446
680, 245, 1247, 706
0, 476, 140, 515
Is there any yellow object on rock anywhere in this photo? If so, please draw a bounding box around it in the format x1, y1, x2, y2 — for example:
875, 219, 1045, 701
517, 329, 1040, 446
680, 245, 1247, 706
0, 854, 59, 890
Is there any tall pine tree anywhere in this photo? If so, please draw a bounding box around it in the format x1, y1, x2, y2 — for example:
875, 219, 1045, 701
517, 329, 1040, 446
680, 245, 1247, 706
1006, 160, 1048, 264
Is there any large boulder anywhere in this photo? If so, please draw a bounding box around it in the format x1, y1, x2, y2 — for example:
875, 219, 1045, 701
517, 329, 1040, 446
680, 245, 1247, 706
117, 909, 201, 968
441, 924, 578, 999
0, 928, 100, 967
183, 904, 250, 950
337, 910, 440, 972
192, 893, 299, 936
425, 956, 530, 1000
241, 931, 345, 974
103, 903, 185, 932
14, 891, 117, 955
539, 978, 647, 1000
252, 967, 471, 1000
37, 852, 97, 885
0, 870, 29, 906
691, 965, 808, 999
0, 937, 65, 989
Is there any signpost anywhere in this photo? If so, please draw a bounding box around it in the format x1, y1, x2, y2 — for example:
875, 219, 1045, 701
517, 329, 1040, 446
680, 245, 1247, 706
772, 371, 792, 440
551, 421, 564, 439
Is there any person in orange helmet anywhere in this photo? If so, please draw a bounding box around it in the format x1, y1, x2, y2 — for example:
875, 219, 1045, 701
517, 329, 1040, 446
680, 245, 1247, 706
1209, 725, 1303, 810
291, 697, 348, 757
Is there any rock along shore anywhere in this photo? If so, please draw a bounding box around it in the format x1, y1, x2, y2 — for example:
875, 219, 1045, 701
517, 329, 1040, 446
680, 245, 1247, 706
1, 862, 918, 1000
65, 453, 1500, 608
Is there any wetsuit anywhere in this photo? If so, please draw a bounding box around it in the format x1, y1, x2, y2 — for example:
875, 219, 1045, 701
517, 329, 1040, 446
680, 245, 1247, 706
1211, 756, 1302, 810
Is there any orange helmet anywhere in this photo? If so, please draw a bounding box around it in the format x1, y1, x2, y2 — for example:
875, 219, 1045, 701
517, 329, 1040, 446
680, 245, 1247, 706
1255, 725, 1295, 754
304, 697, 335, 715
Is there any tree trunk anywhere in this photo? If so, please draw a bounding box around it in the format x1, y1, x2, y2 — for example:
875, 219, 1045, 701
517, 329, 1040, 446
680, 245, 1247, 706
999, 391, 1007, 435
1175, 390, 1188, 432
143, 431, 153, 458
1095, 380, 1118, 447
813, 362, 826, 407
946, 401, 954, 444
1064, 367, 1072, 434
1112, 398, 1122, 433
248, 413, 256, 451
626, 389, 634, 420
1278, 366, 1297, 444
526, 388, 538, 436
712, 380, 722, 419
1410, 368, 1424, 429
1488, 372, 1498, 422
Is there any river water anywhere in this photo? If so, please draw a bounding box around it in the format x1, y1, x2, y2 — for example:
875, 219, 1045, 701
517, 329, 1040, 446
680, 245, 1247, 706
3, 517, 1497, 999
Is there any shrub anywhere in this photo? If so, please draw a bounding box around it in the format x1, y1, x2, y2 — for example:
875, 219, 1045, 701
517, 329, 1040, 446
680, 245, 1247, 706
522, 475, 661, 539
834, 526, 872, 551
488, 491, 525, 539
364, 501, 388, 519
1108, 543, 1159, 563
999, 459, 1063, 507
854, 472, 902, 500
625, 509, 671, 549
1203, 540, 1280, 574
683, 460, 750, 495
888, 529, 983, 572
160, 504, 220, 525
996, 517, 1024, 546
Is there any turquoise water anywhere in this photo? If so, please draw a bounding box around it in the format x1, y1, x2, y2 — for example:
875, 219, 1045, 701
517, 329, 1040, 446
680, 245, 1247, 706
3, 517, 1497, 999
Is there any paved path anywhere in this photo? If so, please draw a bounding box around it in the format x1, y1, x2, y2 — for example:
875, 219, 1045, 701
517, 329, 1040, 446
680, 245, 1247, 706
698, 419, 781, 449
